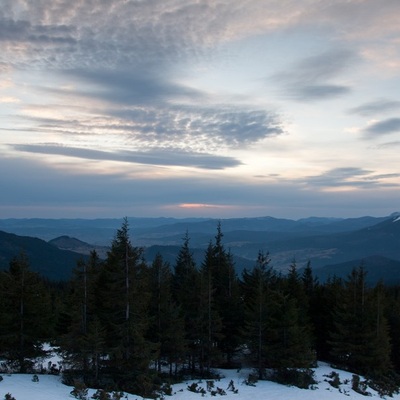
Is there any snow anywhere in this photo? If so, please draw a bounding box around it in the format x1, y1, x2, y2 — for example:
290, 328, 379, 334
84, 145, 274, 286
0, 362, 399, 400
393, 215, 400, 222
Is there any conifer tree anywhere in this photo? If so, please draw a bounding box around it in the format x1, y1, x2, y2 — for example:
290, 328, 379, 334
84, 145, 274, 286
99, 218, 154, 389
196, 242, 224, 374
211, 224, 244, 367
172, 232, 200, 372
148, 253, 186, 376
0, 254, 52, 372
329, 266, 392, 377
241, 251, 275, 378
59, 251, 104, 380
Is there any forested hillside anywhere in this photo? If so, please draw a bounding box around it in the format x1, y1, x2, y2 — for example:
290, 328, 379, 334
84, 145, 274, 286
1, 219, 400, 398
0, 230, 85, 280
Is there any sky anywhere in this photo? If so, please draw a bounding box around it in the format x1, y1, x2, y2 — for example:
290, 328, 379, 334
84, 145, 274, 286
1, 0, 400, 220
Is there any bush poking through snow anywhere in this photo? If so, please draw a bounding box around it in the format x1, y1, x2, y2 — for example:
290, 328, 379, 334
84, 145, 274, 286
244, 373, 258, 386
70, 380, 89, 400
368, 372, 400, 398
351, 374, 370, 396
91, 389, 124, 400
187, 382, 206, 395
4, 394, 16, 400
270, 368, 317, 389
31, 374, 39, 383
324, 371, 341, 388
159, 382, 173, 396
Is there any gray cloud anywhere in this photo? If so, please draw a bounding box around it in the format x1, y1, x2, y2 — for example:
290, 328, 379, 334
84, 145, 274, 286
113, 106, 284, 148
62, 68, 205, 105
1, 155, 398, 219
273, 49, 356, 101
364, 118, 400, 137
11, 144, 242, 170
349, 99, 400, 116
18, 102, 284, 150
303, 167, 399, 189
376, 141, 400, 148
0, 18, 77, 44
295, 84, 350, 101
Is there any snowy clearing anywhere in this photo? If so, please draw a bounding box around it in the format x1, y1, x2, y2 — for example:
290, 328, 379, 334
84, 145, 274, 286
0, 362, 399, 400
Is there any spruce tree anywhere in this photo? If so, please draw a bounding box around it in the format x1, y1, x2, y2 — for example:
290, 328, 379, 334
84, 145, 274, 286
0, 254, 52, 372
172, 232, 200, 373
197, 242, 223, 375
59, 251, 104, 381
211, 224, 244, 367
148, 253, 186, 376
329, 266, 392, 377
99, 218, 154, 390
241, 251, 275, 378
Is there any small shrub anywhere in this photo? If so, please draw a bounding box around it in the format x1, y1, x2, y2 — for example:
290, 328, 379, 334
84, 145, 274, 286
4, 394, 16, 400
271, 368, 317, 389
351, 374, 370, 396
187, 382, 206, 395
187, 382, 199, 392
111, 391, 124, 400
324, 371, 341, 388
212, 387, 226, 396
31, 374, 39, 382
160, 383, 173, 396
244, 373, 258, 386
92, 389, 111, 400
70, 380, 89, 400
368, 371, 400, 398
227, 379, 238, 394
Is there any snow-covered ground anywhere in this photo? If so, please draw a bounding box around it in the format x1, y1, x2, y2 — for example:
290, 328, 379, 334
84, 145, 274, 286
0, 362, 398, 400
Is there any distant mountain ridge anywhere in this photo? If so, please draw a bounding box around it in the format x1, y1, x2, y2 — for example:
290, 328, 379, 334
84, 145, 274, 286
0, 213, 399, 283
310, 255, 400, 286
0, 230, 85, 280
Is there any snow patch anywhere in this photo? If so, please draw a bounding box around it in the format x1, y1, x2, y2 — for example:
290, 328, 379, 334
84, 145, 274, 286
0, 364, 395, 400
394, 215, 400, 222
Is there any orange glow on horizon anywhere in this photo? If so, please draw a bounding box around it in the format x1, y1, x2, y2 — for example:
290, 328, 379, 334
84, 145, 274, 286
179, 203, 229, 209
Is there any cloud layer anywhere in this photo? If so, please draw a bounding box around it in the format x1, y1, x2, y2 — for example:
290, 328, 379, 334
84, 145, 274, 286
1, 0, 400, 218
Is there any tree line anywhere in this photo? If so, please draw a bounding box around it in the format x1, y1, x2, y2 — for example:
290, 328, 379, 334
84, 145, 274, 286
0, 218, 399, 396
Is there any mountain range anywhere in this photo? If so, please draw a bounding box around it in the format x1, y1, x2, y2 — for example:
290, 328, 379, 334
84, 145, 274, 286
0, 213, 399, 283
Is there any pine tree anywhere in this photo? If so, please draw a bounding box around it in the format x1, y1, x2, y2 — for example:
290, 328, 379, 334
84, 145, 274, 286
172, 232, 201, 373
241, 251, 275, 378
148, 253, 186, 376
329, 266, 392, 377
211, 224, 244, 367
99, 218, 154, 390
197, 242, 223, 375
59, 251, 105, 381
0, 254, 52, 372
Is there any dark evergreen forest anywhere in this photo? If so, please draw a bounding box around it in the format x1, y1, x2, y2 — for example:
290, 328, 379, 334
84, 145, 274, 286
1, 218, 400, 397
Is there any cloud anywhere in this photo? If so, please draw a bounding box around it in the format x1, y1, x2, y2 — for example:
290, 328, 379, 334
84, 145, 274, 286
114, 105, 284, 149
0, 18, 77, 44
11, 143, 242, 170
1, 155, 398, 219
61, 68, 205, 105
349, 99, 400, 116
272, 49, 356, 101
17, 102, 284, 150
376, 141, 400, 149
303, 167, 399, 189
364, 118, 400, 137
